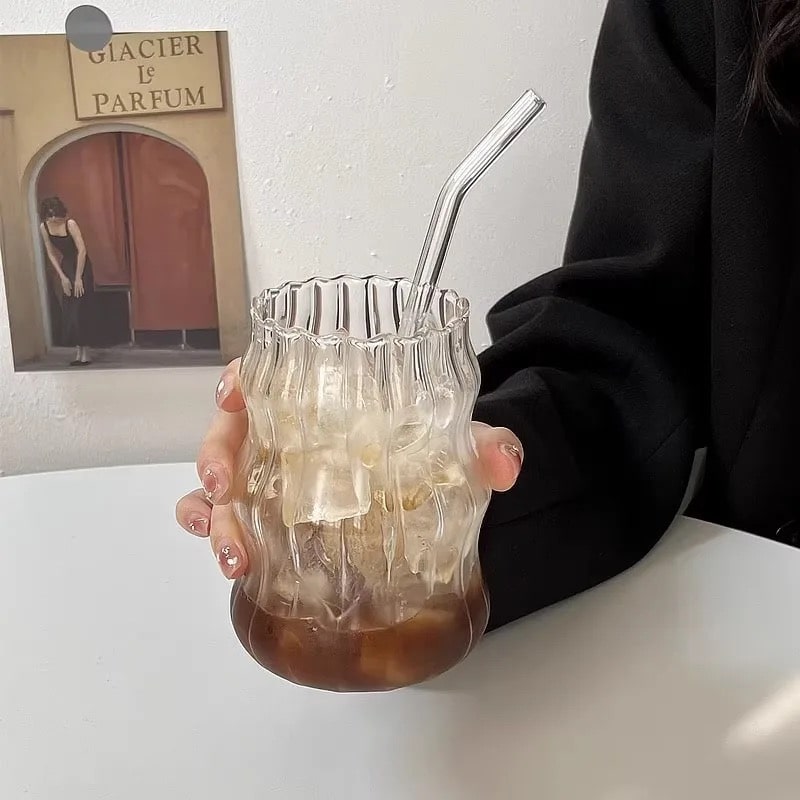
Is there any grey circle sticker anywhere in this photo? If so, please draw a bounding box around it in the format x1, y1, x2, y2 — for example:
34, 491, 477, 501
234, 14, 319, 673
65, 6, 113, 52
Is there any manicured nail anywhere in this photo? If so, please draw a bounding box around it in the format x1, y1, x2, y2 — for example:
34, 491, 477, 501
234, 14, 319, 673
215, 376, 231, 407
499, 441, 524, 468
188, 516, 209, 536
217, 542, 244, 579
202, 465, 227, 503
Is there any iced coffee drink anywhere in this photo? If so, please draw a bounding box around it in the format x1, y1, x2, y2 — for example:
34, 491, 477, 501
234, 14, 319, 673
231, 276, 491, 692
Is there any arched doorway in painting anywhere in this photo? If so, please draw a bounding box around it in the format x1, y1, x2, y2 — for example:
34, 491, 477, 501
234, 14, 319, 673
36, 131, 219, 351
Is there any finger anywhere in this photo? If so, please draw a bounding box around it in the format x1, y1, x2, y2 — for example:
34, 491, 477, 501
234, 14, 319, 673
472, 422, 524, 492
209, 502, 249, 579
175, 488, 213, 537
196, 406, 248, 504
215, 358, 245, 413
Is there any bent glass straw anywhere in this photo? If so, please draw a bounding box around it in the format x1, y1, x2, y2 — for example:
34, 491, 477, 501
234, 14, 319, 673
398, 89, 546, 337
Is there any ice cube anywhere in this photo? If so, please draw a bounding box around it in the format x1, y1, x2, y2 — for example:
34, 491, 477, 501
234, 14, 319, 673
433, 379, 457, 428
274, 412, 303, 451
313, 357, 345, 432
401, 496, 437, 575
360, 442, 383, 468
344, 509, 390, 584
397, 481, 477, 584
296, 522, 374, 619
346, 356, 383, 414
359, 603, 451, 688
272, 566, 301, 606
372, 487, 395, 514
359, 634, 409, 686
280, 446, 370, 526
369, 573, 428, 628
347, 411, 387, 470
432, 545, 461, 585
429, 446, 467, 488
309, 515, 389, 599
273, 547, 337, 611
391, 405, 431, 454
389, 444, 434, 511
297, 566, 335, 606
401, 482, 433, 511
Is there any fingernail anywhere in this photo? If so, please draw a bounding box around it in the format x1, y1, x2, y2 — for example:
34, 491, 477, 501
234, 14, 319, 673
202, 465, 227, 503
499, 441, 524, 468
188, 516, 209, 536
215, 376, 231, 407
217, 542, 244, 579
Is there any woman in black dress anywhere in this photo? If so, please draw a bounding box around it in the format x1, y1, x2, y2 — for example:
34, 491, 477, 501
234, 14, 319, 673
39, 196, 96, 366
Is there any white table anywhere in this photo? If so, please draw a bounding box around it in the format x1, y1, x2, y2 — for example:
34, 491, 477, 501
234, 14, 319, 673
2, 464, 800, 799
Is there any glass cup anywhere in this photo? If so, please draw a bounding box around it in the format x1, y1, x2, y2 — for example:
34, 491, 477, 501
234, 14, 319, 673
230, 275, 491, 691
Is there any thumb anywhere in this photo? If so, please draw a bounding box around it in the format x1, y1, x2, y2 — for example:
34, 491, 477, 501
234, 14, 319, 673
215, 358, 245, 413
471, 421, 524, 492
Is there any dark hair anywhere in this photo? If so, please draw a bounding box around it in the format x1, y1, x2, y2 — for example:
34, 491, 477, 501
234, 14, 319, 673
39, 196, 67, 221
746, 0, 800, 124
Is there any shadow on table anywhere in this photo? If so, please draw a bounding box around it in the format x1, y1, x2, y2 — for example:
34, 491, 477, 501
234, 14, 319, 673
409, 522, 800, 799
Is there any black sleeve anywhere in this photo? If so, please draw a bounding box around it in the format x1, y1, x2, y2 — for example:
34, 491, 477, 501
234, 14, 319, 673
474, 0, 715, 630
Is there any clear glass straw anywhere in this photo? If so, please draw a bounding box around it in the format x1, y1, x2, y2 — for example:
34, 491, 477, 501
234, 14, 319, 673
398, 89, 546, 337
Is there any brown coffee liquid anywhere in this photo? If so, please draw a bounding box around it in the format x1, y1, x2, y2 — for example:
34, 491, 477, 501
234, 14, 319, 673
230, 573, 489, 692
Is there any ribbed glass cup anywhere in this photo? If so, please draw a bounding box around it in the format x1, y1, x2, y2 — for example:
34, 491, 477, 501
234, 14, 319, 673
230, 275, 490, 691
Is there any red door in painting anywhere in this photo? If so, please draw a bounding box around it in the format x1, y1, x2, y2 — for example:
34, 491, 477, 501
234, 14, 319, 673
37, 131, 219, 348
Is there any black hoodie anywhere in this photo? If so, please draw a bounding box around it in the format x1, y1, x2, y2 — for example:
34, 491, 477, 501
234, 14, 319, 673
475, 0, 800, 629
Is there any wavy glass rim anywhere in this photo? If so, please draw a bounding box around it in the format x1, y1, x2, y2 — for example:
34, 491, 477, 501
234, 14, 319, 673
250, 274, 471, 345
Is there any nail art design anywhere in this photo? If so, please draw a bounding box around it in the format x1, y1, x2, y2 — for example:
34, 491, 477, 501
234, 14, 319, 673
202, 467, 221, 502
499, 442, 524, 466
188, 517, 209, 536
217, 543, 243, 579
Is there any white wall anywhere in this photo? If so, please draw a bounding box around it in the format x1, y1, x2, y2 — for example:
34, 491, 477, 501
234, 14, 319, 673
0, 0, 606, 476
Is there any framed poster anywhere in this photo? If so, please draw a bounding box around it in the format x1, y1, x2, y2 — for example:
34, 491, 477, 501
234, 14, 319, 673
0, 30, 248, 371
